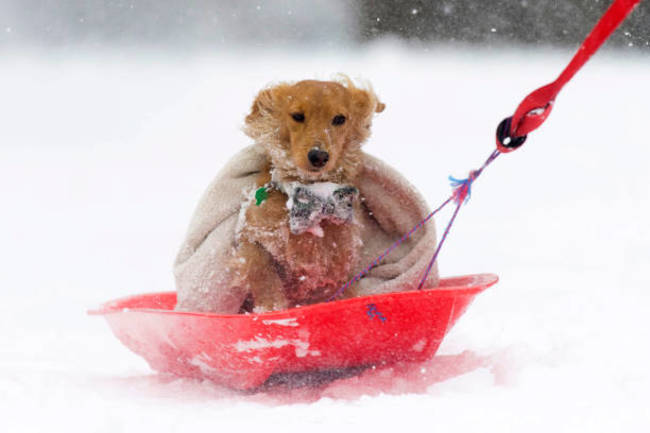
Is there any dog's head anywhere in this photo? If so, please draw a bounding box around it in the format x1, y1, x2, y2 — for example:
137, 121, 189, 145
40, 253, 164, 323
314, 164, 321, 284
244, 77, 385, 183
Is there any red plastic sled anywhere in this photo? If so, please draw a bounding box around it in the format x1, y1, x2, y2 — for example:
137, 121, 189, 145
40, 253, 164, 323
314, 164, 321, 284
89, 273, 497, 389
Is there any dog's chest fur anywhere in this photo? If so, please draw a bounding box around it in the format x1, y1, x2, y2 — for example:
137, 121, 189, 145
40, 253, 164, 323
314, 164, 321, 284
240, 187, 362, 303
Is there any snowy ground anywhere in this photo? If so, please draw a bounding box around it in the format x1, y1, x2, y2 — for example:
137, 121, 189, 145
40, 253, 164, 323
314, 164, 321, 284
1, 45, 650, 432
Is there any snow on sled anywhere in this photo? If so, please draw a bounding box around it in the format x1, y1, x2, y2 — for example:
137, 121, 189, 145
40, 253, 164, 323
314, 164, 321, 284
89, 273, 497, 390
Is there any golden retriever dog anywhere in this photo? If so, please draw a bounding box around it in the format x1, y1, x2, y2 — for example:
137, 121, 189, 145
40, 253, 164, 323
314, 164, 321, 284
233, 77, 385, 312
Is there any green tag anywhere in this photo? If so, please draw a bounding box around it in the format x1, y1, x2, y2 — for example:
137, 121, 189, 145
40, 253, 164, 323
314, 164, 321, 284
255, 187, 268, 206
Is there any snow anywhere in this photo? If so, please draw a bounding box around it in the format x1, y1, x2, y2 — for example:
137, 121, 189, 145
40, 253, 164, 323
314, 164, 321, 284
188, 353, 221, 373
2, 45, 650, 432
262, 318, 300, 327
233, 336, 320, 358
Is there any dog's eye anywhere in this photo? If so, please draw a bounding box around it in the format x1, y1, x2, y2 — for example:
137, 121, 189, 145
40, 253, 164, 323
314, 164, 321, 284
291, 112, 305, 123
332, 114, 346, 126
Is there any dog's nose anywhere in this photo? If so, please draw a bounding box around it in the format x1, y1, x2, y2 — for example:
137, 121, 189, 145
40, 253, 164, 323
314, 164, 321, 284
307, 149, 329, 168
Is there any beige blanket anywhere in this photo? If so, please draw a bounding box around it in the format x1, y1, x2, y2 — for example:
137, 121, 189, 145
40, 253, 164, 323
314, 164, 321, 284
174, 145, 439, 313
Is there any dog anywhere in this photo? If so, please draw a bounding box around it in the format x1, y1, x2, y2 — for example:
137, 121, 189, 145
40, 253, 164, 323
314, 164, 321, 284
233, 77, 385, 312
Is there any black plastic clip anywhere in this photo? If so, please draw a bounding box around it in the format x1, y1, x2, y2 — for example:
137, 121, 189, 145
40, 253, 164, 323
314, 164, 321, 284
496, 116, 527, 152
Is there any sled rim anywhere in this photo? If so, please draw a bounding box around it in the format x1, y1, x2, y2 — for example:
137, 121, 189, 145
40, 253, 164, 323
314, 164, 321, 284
88, 273, 498, 318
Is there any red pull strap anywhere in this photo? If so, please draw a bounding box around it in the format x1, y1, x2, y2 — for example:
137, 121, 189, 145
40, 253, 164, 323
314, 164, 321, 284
497, 0, 641, 152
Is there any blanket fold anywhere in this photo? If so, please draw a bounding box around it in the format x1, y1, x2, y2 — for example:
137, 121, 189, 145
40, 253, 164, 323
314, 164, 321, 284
174, 145, 439, 313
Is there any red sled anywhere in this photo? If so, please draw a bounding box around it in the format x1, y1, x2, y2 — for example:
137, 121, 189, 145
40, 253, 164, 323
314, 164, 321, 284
89, 273, 497, 390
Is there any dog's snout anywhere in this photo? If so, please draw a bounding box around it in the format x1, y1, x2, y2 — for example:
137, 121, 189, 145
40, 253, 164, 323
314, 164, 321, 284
307, 148, 329, 168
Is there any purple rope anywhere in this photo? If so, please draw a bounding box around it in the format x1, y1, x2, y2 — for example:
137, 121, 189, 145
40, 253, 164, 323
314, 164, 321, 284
417, 199, 463, 290
328, 149, 501, 301
417, 149, 501, 289
326, 195, 454, 302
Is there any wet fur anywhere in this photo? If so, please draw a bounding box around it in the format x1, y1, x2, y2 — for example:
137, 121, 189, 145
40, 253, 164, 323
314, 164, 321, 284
234, 78, 385, 312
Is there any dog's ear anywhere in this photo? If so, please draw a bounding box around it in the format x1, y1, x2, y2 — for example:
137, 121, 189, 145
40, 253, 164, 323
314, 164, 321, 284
244, 84, 289, 140
246, 84, 291, 124
334, 75, 384, 118
350, 87, 385, 121
246, 88, 274, 125
347, 86, 385, 146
